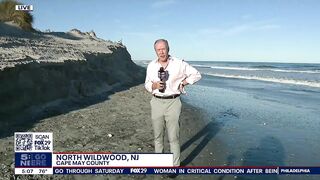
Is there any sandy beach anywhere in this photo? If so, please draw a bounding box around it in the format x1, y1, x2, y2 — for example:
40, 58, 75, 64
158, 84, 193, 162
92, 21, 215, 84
0, 84, 219, 180
0, 21, 219, 180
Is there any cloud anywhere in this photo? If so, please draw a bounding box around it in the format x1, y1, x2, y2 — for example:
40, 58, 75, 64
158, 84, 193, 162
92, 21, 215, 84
197, 22, 281, 37
151, 0, 177, 8
256, 24, 281, 30
224, 23, 280, 35
224, 24, 251, 35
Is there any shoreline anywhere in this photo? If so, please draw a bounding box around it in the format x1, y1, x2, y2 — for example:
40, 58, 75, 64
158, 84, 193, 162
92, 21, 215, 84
0, 84, 217, 179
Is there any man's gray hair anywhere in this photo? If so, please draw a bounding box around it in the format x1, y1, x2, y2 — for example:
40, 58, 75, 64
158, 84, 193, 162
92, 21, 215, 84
154, 39, 170, 51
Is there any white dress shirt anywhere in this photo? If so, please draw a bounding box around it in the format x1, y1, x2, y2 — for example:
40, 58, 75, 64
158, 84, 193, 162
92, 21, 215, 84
145, 56, 201, 96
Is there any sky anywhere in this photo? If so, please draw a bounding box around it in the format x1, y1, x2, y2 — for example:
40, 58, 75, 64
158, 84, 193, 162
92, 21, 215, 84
19, 0, 320, 63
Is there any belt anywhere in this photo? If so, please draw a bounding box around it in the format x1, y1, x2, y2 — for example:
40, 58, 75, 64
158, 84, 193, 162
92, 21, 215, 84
153, 94, 180, 99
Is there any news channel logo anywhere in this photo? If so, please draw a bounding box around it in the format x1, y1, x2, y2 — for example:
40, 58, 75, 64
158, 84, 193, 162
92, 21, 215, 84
15, 5, 33, 11
15, 152, 52, 168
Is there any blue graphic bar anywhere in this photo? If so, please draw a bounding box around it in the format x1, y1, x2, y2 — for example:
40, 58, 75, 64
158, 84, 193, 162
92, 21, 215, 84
52, 167, 320, 175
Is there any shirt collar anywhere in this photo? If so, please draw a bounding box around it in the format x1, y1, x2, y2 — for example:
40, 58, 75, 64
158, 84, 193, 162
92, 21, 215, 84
154, 55, 172, 64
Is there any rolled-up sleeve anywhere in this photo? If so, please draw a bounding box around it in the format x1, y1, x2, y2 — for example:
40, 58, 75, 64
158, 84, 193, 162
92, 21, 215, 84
145, 64, 153, 93
183, 61, 201, 85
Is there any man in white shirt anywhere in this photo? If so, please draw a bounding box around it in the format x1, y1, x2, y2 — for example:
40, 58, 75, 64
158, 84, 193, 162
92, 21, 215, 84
145, 39, 201, 167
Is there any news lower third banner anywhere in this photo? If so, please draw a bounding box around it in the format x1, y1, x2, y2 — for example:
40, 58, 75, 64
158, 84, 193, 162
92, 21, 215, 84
14, 132, 320, 175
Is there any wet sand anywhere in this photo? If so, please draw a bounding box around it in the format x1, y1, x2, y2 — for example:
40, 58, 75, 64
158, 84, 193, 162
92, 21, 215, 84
0, 84, 220, 180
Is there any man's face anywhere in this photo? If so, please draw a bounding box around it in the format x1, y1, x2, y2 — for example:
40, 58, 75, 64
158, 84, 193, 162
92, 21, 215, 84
155, 41, 169, 62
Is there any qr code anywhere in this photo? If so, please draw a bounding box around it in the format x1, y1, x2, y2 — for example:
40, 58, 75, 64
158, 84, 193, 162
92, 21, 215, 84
15, 133, 33, 151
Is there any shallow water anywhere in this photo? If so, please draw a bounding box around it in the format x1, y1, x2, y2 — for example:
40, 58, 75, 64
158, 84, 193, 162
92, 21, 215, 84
183, 80, 320, 165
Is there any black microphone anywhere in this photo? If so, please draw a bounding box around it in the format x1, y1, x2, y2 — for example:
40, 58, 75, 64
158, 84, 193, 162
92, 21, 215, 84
158, 67, 166, 93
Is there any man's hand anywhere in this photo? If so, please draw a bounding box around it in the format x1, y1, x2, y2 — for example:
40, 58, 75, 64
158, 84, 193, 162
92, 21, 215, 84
178, 82, 184, 92
179, 80, 188, 94
152, 81, 165, 90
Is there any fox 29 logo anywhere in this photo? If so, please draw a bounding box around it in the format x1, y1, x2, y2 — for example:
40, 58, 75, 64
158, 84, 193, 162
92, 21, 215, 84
15, 153, 52, 168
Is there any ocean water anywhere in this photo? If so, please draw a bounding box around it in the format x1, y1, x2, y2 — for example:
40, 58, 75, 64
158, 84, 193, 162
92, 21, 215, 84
191, 61, 320, 89
182, 61, 320, 168
188, 61, 320, 109
137, 60, 320, 178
